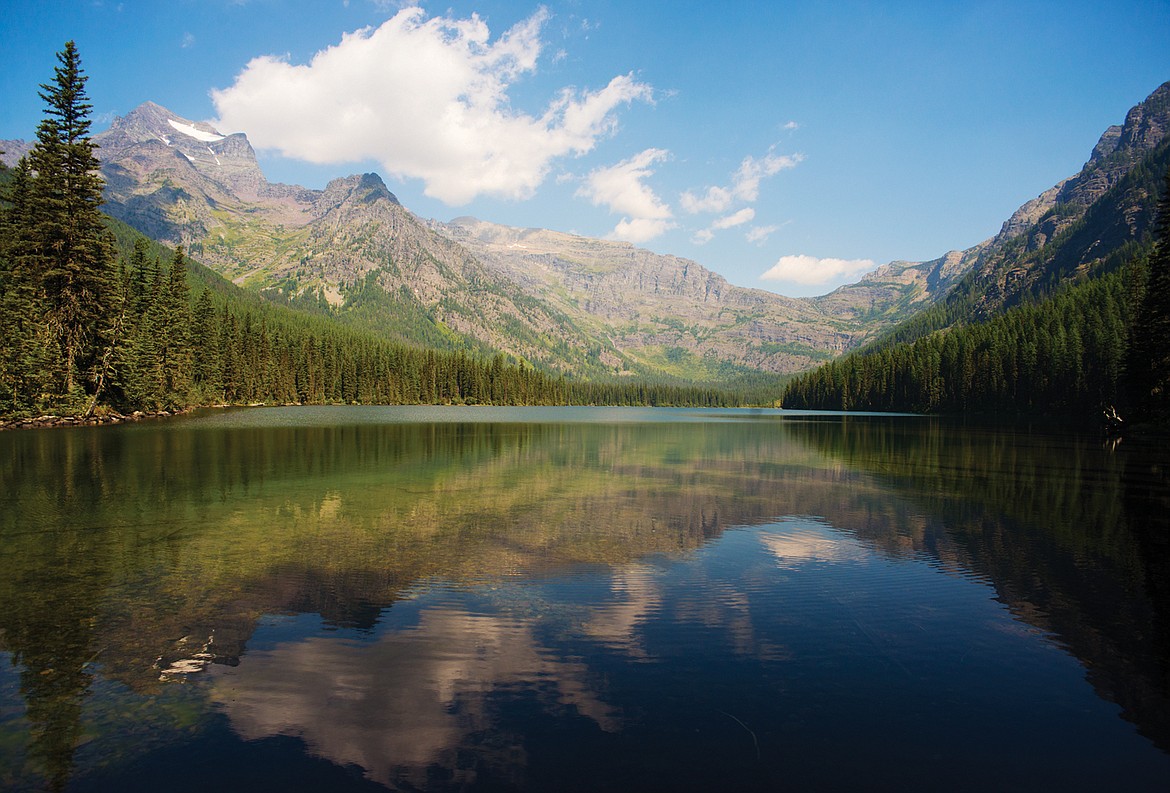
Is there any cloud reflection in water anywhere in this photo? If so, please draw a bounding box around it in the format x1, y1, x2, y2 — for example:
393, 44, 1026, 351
212, 604, 621, 788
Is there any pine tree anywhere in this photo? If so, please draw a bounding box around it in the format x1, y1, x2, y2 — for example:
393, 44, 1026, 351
157, 246, 192, 404
190, 288, 221, 398
27, 41, 117, 404
128, 237, 155, 317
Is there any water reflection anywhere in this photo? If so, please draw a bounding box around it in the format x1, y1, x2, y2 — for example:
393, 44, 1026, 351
761, 522, 871, 569
0, 408, 1167, 790
786, 417, 1170, 754
216, 605, 620, 791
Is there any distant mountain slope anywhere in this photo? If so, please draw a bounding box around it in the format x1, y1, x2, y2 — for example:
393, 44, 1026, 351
433, 217, 971, 378
781, 81, 1170, 416
811, 245, 984, 322
0, 139, 32, 164
33, 101, 955, 379
434, 218, 843, 375
88, 103, 624, 373
864, 80, 1170, 353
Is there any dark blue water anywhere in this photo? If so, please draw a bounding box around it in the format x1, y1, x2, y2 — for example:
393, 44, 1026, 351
1, 407, 1167, 791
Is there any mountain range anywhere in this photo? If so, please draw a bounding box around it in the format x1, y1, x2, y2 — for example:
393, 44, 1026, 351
78, 101, 962, 380
3, 81, 1168, 382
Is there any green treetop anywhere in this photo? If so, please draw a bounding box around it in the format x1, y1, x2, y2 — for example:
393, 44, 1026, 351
27, 40, 117, 401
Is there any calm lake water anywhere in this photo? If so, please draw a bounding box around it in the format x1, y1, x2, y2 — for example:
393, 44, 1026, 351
1, 406, 1169, 791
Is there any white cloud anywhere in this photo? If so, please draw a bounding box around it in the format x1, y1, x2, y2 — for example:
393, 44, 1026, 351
783, 120, 799, 130
761, 254, 876, 286
212, 7, 653, 205
688, 205, 756, 244
577, 148, 672, 219
181, 32, 196, 49
680, 145, 802, 215
746, 224, 779, 244
613, 217, 676, 243
732, 150, 803, 203
711, 207, 754, 230
679, 185, 733, 215
577, 148, 675, 243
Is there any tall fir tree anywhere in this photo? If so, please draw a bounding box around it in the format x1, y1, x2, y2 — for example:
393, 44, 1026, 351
158, 246, 192, 404
190, 288, 221, 398
127, 236, 154, 317
27, 41, 117, 403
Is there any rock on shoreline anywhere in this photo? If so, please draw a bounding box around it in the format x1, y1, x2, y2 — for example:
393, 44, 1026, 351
0, 409, 189, 431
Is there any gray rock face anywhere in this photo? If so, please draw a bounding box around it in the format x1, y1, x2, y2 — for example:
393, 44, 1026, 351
315, 173, 401, 216
1057, 82, 1170, 208
1091, 125, 1124, 162
435, 218, 940, 372
0, 139, 33, 166
79, 101, 943, 377
994, 182, 1068, 243
96, 101, 268, 199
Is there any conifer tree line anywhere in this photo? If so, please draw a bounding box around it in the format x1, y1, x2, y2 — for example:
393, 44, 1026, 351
0, 42, 738, 418
0, 42, 115, 415
783, 170, 1170, 422
1128, 169, 1170, 423
782, 268, 1134, 415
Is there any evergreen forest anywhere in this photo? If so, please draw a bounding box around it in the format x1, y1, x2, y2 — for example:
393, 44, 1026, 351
783, 171, 1170, 425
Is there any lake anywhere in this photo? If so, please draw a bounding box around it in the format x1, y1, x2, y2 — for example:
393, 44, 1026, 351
1, 406, 1168, 791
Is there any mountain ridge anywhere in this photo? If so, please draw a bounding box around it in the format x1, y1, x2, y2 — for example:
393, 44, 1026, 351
21, 100, 957, 378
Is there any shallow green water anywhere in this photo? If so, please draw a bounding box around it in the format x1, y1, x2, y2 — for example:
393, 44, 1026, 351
1, 406, 1168, 791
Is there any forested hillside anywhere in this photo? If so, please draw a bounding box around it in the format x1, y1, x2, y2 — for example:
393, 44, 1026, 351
781, 265, 1138, 414
782, 84, 1170, 423
783, 169, 1170, 421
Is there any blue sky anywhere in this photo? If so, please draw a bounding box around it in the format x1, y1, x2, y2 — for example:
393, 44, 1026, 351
2, 1, 1168, 296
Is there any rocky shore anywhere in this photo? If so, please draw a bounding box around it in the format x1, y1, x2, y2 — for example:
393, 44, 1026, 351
0, 408, 189, 431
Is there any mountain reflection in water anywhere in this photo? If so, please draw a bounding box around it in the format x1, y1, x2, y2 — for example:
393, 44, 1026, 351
0, 406, 1167, 792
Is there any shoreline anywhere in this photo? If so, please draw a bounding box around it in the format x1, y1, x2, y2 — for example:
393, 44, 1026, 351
0, 408, 192, 431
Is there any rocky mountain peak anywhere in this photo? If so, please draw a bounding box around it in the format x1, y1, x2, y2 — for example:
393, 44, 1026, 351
319, 172, 400, 210
993, 81, 1170, 245
1090, 125, 1124, 163
96, 101, 267, 199
1112, 81, 1170, 155
1056, 80, 1170, 207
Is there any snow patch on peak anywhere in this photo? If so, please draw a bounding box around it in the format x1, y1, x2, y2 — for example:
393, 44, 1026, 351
167, 118, 225, 143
